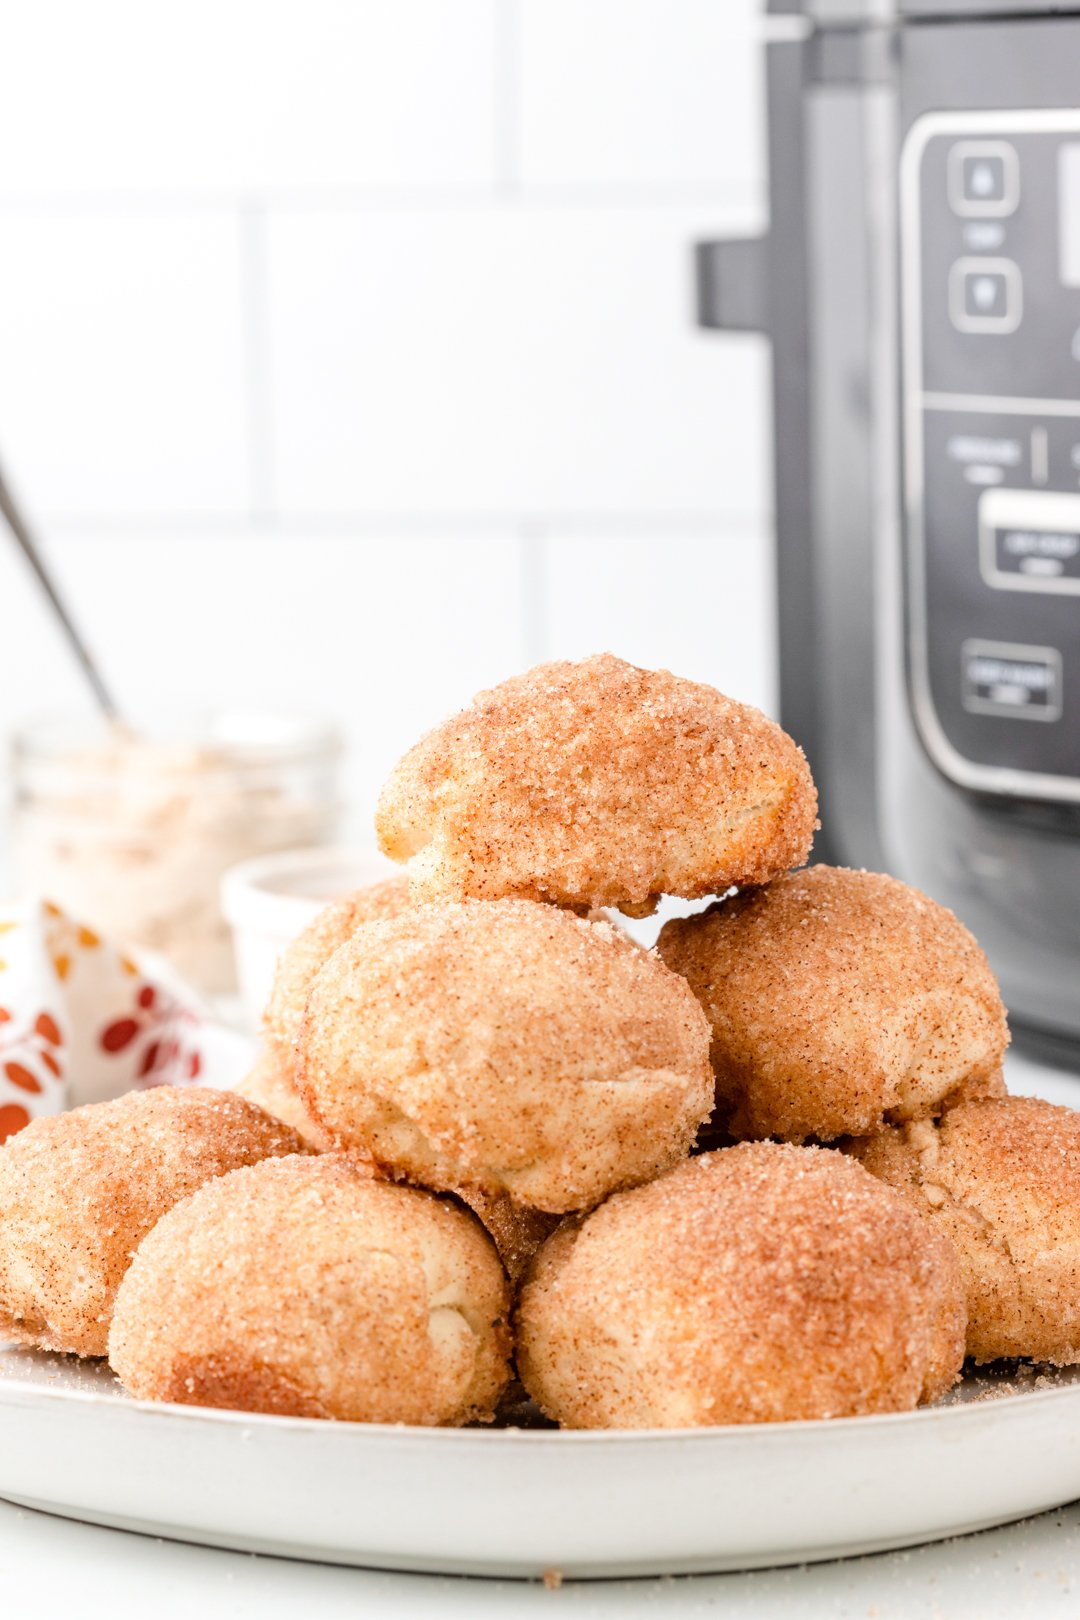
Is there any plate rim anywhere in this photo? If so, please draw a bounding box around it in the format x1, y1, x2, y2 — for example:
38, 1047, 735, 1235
2, 1345, 1078, 1446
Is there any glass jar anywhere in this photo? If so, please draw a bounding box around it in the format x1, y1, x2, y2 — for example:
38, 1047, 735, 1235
10, 710, 342, 995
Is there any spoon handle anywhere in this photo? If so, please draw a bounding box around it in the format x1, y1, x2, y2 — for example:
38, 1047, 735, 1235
0, 458, 118, 721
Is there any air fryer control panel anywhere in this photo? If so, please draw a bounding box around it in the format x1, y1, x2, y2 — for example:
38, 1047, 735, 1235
901, 111, 1080, 803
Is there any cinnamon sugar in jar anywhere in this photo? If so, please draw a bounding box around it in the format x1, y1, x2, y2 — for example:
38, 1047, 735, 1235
11, 711, 342, 995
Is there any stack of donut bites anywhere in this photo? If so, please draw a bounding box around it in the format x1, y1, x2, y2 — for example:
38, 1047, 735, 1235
4, 652, 1080, 1429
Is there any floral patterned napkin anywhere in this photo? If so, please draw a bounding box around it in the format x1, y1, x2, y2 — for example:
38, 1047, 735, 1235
0, 899, 207, 1144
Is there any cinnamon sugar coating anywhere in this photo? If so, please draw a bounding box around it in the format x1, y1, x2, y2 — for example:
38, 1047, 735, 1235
515, 1142, 966, 1428
296, 898, 714, 1214
846, 1097, 1080, 1365
235, 1057, 555, 1280
264, 876, 412, 1055
375, 654, 817, 913
0, 1088, 306, 1358
235, 1048, 332, 1151
453, 1188, 561, 1285
254, 876, 412, 1140
239, 1054, 559, 1281
237, 1059, 557, 1283
108, 1154, 512, 1425
658, 865, 1009, 1143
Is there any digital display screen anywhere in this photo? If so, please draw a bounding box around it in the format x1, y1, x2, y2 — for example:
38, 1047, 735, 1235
1059, 144, 1080, 287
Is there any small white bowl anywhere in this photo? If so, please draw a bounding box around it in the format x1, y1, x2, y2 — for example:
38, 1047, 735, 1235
221, 846, 398, 1030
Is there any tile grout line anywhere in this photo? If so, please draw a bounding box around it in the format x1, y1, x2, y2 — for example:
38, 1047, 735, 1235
0, 182, 761, 215
37, 512, 772, 540
237, 199, 277, 524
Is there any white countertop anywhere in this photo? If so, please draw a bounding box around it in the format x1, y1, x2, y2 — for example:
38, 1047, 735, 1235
1, 1050, 1077, 1618
3, 1493, 1080, 1620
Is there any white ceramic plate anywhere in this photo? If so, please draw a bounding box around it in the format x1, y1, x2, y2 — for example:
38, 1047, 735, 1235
2, 1345, 1080, 1578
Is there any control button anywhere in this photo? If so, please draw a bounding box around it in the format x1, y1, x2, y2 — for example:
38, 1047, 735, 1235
962, 640, 1062, 722
948, 141, 1020, 217
978, 488, 1080, 595
948, 257, 1022, 333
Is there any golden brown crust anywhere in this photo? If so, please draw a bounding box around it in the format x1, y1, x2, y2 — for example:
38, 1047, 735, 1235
943, 1066, 1009, 1108
234, 1049, 333, 1151
515, 1142, 966, 1428
108, 1154, 513, 1425
658, 865, 1009, 1143
157, 1354, 332, 1419
264, 877, 412, 1055
0, 1088, 307, 1358
296, 898, 714, 1214
375, 654, 817, 912
845, 1097, 1080, 1365
452, 1188, 561, 1286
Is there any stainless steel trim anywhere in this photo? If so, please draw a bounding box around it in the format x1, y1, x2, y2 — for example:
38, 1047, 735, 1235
900, 107, 1080, 804
866, 80, 900, 873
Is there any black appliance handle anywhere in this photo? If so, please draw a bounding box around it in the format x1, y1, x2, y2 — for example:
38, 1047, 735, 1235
694, 236, 772, 335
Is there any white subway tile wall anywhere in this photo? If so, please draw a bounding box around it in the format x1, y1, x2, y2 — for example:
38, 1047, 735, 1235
543, 535, 776, 714
0, 1, 500, 193
10, 535, 526, 793
0, 0, 773, 832
267, 207, 769, 517
0, 213, 250, 518
517, 0, 763, 193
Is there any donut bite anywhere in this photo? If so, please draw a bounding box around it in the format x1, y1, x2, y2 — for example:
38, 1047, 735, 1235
658, 865, 1008, 1143
376, 654, 817, 915
515, 1142, 965, 1428
241, 876, 414, 1144
0, 1088, 305, 1357
296, 898, 713, 1214
237, 1052, 559, 1281
238, 1056, 557, 1282
846, 1096, 1080, 1365
263, 876, 411, 1057
108, 1154, 512, 1425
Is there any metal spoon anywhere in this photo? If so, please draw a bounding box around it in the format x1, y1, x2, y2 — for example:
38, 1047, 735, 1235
0, 456, 119, 720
